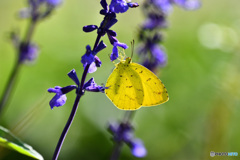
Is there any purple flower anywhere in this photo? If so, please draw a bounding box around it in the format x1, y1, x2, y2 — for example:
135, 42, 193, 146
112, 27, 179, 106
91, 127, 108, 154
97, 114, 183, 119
108, 36, 128, 61
19, 43, 39, 63
108, 122, 147, 158
48, 86, 76, 109
48, 70, 79, 109
81, 41, 106, 73
81, 45, 95, 65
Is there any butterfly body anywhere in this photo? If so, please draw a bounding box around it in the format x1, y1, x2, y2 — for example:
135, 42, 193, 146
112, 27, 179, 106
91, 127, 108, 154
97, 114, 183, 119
105, 57, 169, 110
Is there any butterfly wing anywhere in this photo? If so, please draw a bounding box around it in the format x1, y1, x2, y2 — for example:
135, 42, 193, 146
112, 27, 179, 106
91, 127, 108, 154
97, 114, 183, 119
105, 62, 144, 110
130, 62, 169, 107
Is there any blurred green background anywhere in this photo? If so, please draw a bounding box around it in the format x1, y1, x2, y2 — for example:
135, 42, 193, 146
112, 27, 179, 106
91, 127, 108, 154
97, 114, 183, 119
0, 0, 240, 159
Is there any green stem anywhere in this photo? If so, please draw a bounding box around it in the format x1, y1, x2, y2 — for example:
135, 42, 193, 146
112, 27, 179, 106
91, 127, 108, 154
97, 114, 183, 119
0, 62, 21, 116
0, 18, 38, 117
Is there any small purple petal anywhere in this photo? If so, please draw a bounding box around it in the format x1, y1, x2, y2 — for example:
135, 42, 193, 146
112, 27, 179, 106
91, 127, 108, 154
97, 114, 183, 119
87, 62, 97, 73
108, 35, 118, 45
60, 85, 77, 94
68, 69, 80, 86
83, 78, 94, 88
107, 30, 117, 37
49, 94, 67, 109
109, 0, 129, 13
83, 25, 98, 32
127, 2, 139, 8
48, 86, 62, 93
84, 77, 106, 92
110, 45, 119, 61
48, 86, 67, 109
81, 45, 95, 65
94, 56, 102, 67
100, 9, 108, 15
115, 41, 128, 49
100, 0, 108, 11
94, 41, 107, 53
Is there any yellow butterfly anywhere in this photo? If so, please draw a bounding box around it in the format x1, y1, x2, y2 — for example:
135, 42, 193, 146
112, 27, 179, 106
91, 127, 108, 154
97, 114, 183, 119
105, 57, 169, 110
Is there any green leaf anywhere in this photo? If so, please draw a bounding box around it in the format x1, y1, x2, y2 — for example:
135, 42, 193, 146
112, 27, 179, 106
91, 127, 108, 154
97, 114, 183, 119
0, 126, 43, 160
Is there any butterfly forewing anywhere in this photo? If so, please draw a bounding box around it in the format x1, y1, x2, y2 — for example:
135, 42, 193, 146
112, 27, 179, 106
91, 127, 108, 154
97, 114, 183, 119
105, 61, 144, 110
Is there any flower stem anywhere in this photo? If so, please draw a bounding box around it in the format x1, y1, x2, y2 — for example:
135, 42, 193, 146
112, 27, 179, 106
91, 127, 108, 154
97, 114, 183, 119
0, 61, 21, 116
110, 141, 124, 160
52, 34, 102, 160
110, 111, 136, 160
23, 19, 37, 45
52, 93, 81, 160
0, 18, 38, 117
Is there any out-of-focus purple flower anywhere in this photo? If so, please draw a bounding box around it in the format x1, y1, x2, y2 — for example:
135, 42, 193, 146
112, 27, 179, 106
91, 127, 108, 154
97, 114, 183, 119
83, 78, 107, 93
48, 85, 76, 109
19, 43, 39, 63
108, 122, 133, 142
138, 43, 167, 70
108, 122, 147, 158
151, 45, 167, 66
46, 0, 62, 6
152, 0, 200, 14
174, 0, 201, 10
21, 0, 62, 21
19, 8, 31, 19
153, 0, 173, 14
143, 13, 167, 30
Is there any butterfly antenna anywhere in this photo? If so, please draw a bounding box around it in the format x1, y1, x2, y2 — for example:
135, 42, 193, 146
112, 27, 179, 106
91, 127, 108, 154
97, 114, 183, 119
131, 40, 135, 59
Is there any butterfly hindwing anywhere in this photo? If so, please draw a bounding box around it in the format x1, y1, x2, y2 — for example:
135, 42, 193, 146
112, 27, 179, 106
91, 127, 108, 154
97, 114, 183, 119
130, 62, 169, 107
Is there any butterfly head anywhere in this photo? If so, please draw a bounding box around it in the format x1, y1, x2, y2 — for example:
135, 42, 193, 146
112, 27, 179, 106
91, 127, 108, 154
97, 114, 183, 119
125, 57, 132, 64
